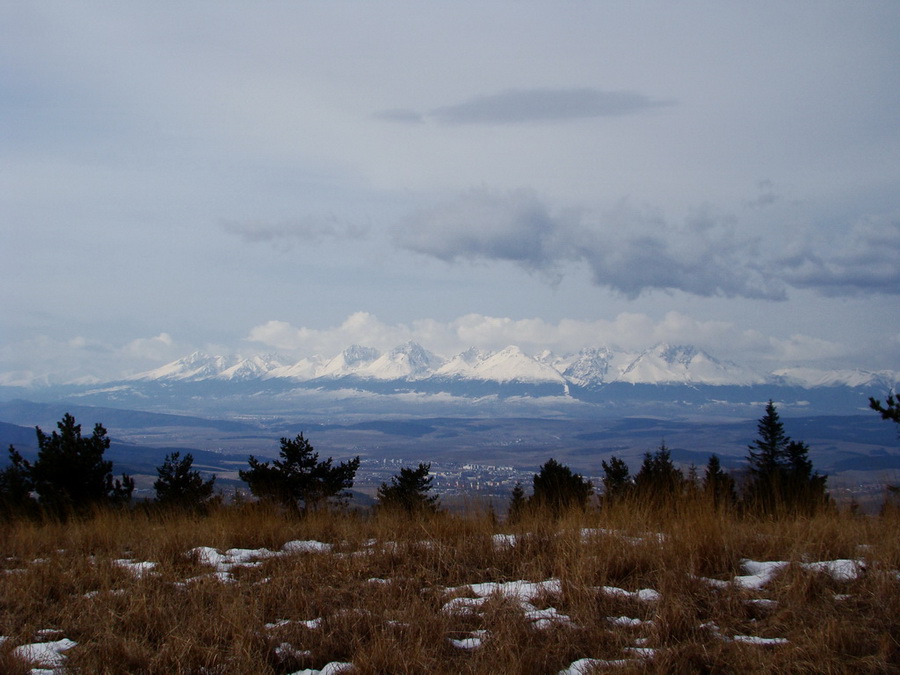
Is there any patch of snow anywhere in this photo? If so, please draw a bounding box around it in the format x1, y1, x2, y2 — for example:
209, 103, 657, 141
491, 533, 518, 548
275, 642, 313, 660
113, 559, 158, 578
461, 578, 562, 601
598, 586, 661, 602
559, 658, 631, 673
800, 559, 863, 581
12, 638, 77, 670
732, 635, 789, 646
265, 619, 292, 630
734, 560, 790, 590
607, 616, 645, 627
282, 540, 333, 554
523, 605, 573, 629
448, 630, 488, 650
288, 662, 353, 675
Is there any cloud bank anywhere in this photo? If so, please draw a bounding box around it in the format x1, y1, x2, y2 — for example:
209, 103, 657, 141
244, 311, 846, 367
394, 189, 900, 300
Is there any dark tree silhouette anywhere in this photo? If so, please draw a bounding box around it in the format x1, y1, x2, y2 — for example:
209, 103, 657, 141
154, 452, 216, 510
507, 481, 528, 523
634, 442, 683, 506
601, 456, 632, 505
744, 400, 825, 514
702, 454, 736, 510
869, 393, 900, 425
30, 413, 133, 515
377, 462, 440, 514
0, 446, 36, 518
239, 433, 359, 513
530, 458, 592, 516
869, 392, 900, 507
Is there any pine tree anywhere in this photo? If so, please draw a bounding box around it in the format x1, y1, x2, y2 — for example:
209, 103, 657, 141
377, 462, 440, 514
634, 442, 683, 507
869, 393, 900, 425
507, 481, 528, 523
784, 440, 827, 512
154, 452, 217, 511
530, 458, 592, 516
601, 456, 632, 505
239, 433, 359, 513
0, 446, 36, 518
30, 414, 133, 515
702, 454, 736, 510
744, 401, 825, 514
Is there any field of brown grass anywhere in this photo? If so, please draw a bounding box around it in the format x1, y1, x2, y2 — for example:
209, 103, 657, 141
1, 502, 898, 673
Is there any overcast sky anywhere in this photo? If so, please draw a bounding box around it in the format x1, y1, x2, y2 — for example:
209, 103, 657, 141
3, 2, 900, 384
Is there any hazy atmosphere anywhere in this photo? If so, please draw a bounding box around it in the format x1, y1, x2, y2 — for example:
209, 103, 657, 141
4, 2, 899, 384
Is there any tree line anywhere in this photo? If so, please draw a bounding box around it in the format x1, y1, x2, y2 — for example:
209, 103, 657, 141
1, 397, 897, 520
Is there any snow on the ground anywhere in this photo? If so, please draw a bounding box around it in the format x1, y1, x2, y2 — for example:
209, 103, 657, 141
558, 657, 633, 673
698, 558, 866, 590
287, 662, 353, 675
732, 635, 790, 646
11, 637, 77, 671
597, 585, 661, 602
443, 578, 573, 629
113, 559, 158, 578
7, 536, 881, 672
449, 630, 488, 650
607, 615, 648, 627
461, 578, 563, 601
185, 540, 334, 581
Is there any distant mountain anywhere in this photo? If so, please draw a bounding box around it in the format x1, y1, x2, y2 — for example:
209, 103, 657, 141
3, 342, 897, 418
616, 344, 764, 386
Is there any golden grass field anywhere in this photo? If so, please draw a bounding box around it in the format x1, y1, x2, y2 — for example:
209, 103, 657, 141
1, 500, 898, 673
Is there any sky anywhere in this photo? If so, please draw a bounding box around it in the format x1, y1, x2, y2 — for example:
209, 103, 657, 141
3, 2, 900, 385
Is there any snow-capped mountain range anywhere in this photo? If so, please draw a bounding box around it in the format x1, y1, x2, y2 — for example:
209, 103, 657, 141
125, 341, 896, 391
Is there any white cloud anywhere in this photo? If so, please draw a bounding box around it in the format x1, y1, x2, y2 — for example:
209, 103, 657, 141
244, 311, 846, 368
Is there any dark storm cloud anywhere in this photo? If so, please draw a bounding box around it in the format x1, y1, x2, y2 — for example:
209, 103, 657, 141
376, 87, 672, 125
393, 188, 557, 270
394, 190, 785, 300
396, 191, 900, 300
780, 218, 900, 296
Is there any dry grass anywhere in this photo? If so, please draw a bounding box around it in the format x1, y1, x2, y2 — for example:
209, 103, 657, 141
0, 502, 897, 673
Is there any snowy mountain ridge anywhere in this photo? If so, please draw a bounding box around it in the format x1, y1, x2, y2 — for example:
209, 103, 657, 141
119, 342, 896, 390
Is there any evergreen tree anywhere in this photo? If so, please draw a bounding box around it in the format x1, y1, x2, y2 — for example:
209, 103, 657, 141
0, 446, 36, 518
377, 462, 440, 514
30, 414, 133, 515
869, 393, 900, 425
531, 458, 592, 516
702, 454, 736, 510
154, 452, 217, 510
783, 440, 827, 512
634, 442, 683, 506
239, 433, 359, 513
744, 401, 825, 514
601, 456, 632, 505
507, 481, 528, 523
869, 392, 900, 503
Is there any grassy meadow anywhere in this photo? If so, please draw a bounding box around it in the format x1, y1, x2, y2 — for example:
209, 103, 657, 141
0, 501, 898, 673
